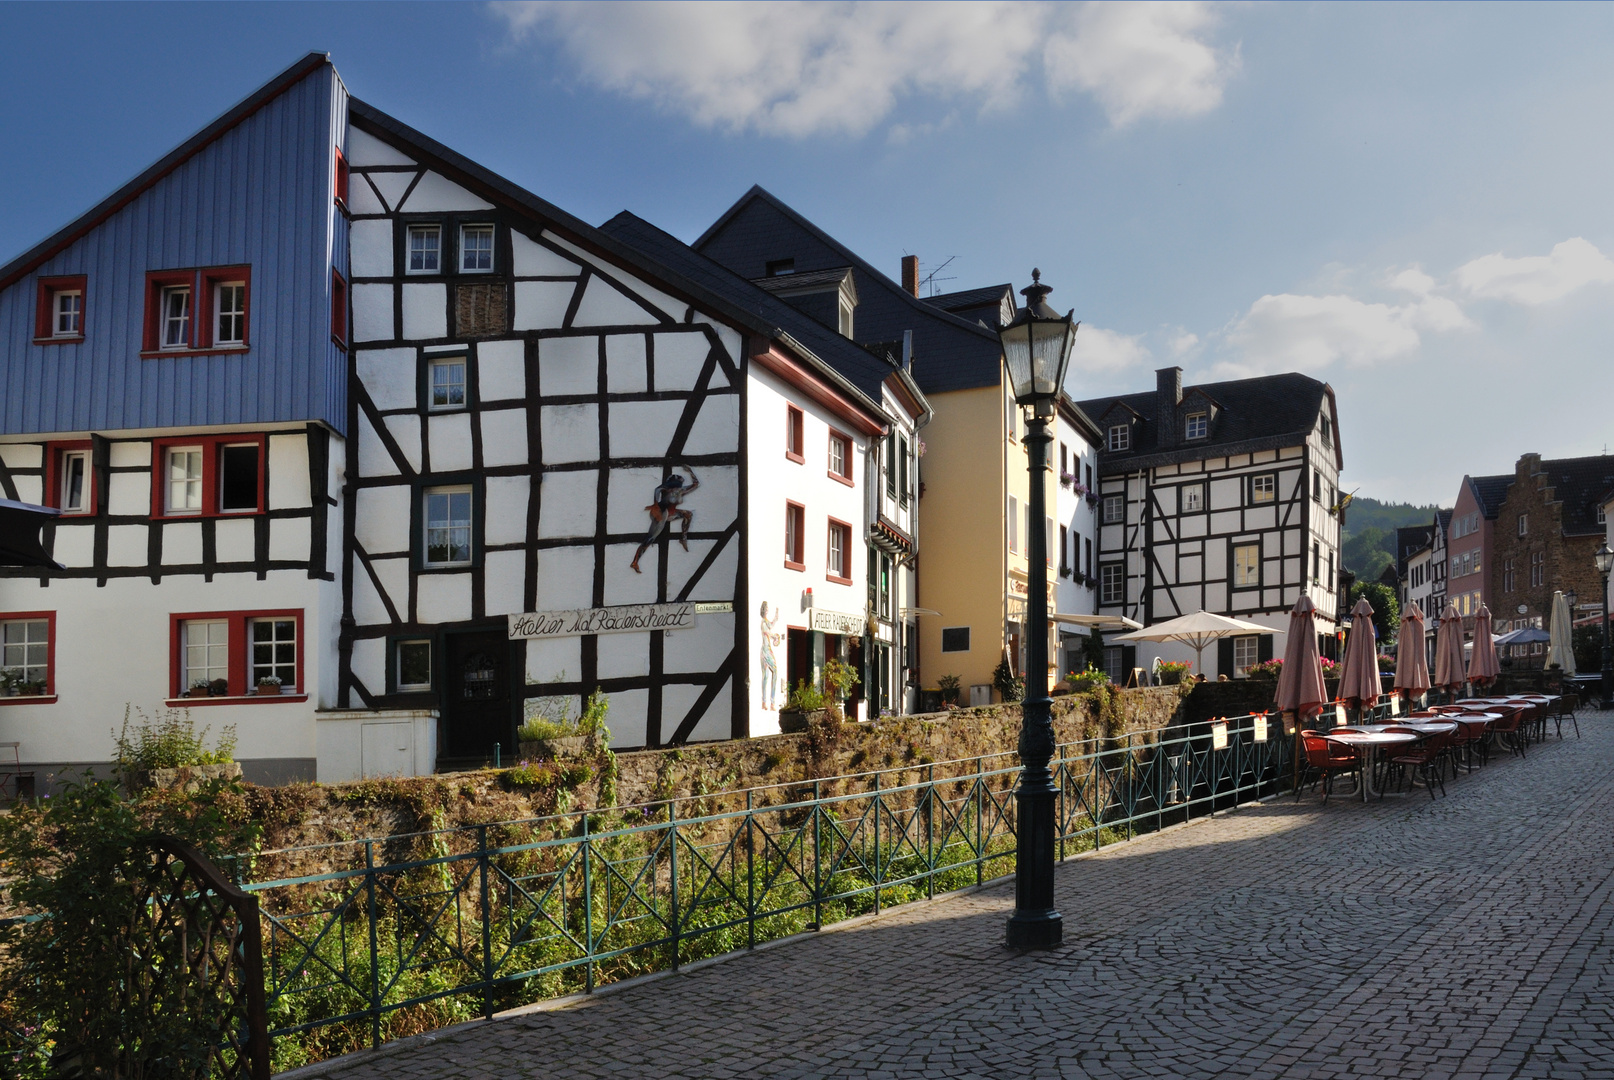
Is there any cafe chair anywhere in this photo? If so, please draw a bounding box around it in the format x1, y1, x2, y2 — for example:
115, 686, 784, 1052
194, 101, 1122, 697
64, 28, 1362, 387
1553, 695, 1580, 740
1383, 726, 1446, 799
1299, 730, 1360, 805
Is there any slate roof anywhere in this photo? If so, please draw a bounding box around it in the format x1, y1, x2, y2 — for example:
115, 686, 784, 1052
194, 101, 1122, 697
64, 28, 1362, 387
1467, 475, 1513, 518
923, 285, 1013, 328
599, 211, 901, 411
1075, 372, 1330, 472
1396, 525, 1435, 572
1538, 455, 1614, 536
694, 187, 1007, 396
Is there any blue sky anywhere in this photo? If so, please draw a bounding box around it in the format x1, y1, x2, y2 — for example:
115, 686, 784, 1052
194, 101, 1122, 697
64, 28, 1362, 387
2, 2, 1610, 505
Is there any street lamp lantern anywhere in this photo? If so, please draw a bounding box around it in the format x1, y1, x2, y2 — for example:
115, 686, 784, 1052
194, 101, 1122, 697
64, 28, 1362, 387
1596, 542, 1614, 578
998, 269, 1078, 952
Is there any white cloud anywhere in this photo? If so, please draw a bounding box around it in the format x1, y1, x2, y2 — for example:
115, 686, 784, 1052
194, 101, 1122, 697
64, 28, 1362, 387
1388, 267, 1435, 296
492, 1, 1239, 137
1071, 324, 1151, 374
1044, 1, 1236, 126
1168, 329, 1200, 356
1454, 237, 1614, 305
1219, 293, 1426, 377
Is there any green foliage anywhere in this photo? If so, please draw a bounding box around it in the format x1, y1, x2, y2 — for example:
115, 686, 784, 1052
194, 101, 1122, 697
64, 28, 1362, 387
1339, 497, 1443, 580
1573, 624, 1604, 673
1088, 625, 1106, 667
1066, 665, 1109, 693
1348, 580, 1401, 644
936, 673, 961, 705
1154, 660, 1192, 685
501, 761, 594, 790
993, 657, 1023, 703
820, 658, 860, 702
112, 707, 236, 780
784, 679, 825, 713
0, 773, 262, 1076
517, 685, 610, 744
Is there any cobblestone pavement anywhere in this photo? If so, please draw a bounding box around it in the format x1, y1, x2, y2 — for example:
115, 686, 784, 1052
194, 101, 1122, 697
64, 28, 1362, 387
319, 721, 1614, 1079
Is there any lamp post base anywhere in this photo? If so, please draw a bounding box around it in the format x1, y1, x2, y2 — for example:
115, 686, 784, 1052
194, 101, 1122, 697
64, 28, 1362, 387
1006, 909, 1063, 950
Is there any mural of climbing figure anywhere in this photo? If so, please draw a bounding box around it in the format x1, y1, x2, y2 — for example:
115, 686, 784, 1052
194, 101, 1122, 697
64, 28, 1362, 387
759, 600, 782, 710
630, 465, 701, 573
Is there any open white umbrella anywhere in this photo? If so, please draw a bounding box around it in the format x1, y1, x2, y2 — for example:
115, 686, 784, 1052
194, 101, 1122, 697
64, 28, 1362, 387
1548, 590, 1577, 675
1110, 609, 1281, 678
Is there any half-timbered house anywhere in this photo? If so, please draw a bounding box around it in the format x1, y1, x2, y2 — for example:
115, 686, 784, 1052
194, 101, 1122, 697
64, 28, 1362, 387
1077, 367, 1345, 681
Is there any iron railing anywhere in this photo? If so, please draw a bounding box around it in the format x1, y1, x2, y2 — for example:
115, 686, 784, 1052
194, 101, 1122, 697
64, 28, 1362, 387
224, 714, 1301, 1067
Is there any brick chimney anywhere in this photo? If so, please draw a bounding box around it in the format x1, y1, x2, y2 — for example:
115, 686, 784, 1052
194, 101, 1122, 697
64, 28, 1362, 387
1517, 452, 1542, 484
1156, 367, 1183, 450
901, 255, 920, 298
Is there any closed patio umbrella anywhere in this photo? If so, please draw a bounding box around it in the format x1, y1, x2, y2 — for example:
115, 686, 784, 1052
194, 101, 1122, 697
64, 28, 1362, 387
1109, 609, 1280, 679
1433, 601, 1467, 696
1548, 590, 1577, 675
1467, 604, 1500, 687
1393, 602, 1431, 703
1337, 596, 1381, 710
1274, 595, 1327, 723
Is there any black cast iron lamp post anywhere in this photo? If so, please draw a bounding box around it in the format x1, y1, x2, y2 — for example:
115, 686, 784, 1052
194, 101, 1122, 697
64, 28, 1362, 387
1596, 542, 1613, 707
998, 269, 1077, 951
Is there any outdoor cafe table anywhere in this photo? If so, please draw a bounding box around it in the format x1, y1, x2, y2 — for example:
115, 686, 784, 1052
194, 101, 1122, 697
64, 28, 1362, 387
1323, 730, 1418, 801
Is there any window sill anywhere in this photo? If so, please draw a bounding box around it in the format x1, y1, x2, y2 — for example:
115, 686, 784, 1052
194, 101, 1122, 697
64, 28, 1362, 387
784, 559, 805, 572
33, 336, 83, 346
156, 509, 266, 520
828, 471, 854, 487
0, 695, 57, 706
785, 451, 805, 465
826, 573, 853, 586
141, 346, 250, 359
165, 694, 308, 707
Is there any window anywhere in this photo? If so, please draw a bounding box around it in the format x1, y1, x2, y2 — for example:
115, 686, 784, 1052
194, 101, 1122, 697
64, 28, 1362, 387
1085, 537, 1092, 577
1313, 473, 1322, 502
218, 444, 260, 512
334, 145, 349, 207
1046, 516, 1054, 567
460, 225, 495, 273
879, 555, 891, 619
395, 639, 432, 692
838, 297, 854, 338
1008, 496, 1019, 553
430, 358, 467, 411
1107, 424, 1130, 452
1102, 494, 1124, 524
785, 405, 804, 463
765, 258, 795, 277
251, 617, 297, 688
408, 225, 441, 273
142, 268, 250, 353
171, 610, 303, 699
1320, 414, 1332, 447
161, 284, 191, 349
1504, 558, 1516, 593
1100, 563, 1125, 604
828, 430, 852, 483
941, 627, 970, 653
1059, 525, 1070, 576
1233, 635, 1259, 677
1250, 474, 1276, 503
827, 519, 852, 582
1472, 553, 1481, 577
214, 281, 246, 345
899, 435, 910, 506
154, 436, 265, 517
1599, 504, 1607, 525
1182, 483, 1204, 513
34, 275, 87, 342
48, 445, 92, 516
1531, 551, 1545, 588
1085, 463, 1093, 491
331, 270, 348, 347
1312, 541, 1321, 582
1518, 513, 1528, 537
1, 616, 51, 695
1060, 443, 1068, 474
1234, 543, 1260, 588
1327, 553, 1334, 589
166, 448, 204, 514
1185, 412, 1207, 440
424, 486, 473, 567
784, 502, 805, 569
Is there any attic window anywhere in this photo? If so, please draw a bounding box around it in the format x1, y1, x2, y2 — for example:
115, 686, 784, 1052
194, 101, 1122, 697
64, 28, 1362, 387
1107, 424, 1130, 452
838, 296, 854, 338
1321, 414, 1332, 447
765, 258, 795, 277
1185, 412, 1207, 440
1599, 504, 1606, 525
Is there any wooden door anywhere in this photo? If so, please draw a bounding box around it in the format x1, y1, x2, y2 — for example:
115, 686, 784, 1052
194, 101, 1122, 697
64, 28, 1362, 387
444, 632, 514, 761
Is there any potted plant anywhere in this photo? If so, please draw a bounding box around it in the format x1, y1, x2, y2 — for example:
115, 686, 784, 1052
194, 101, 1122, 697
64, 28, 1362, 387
186, 679, 211, 699
779, 679, 826, 733
820, 658, 861, 718
1155, 660, 1192, 686
255, 675, 283, 696
20, 680, 47, 697
208, 677, 229, 697
0, 668, 18, 697
937, 673, 961, 707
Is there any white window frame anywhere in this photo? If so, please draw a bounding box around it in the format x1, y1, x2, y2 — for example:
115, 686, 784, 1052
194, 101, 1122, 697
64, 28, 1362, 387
429, 357, 468, 411
1518, 513, 1528, 537
53, 289, 82, 337
1107, 424, 1130, 452
827, 521, 848, 579
1100, 563, 1125, 605
407, 225, 442, 274
424, 485, 474, 568
1233, 635, 1259, 677
213, 281, 246, 346
1, 619, 50, 687
837, 297, 854, 337
1103, 494, 1124, 524
1233, 543, 1260, 588
1185, 412, 1207, 440
1250, 474, 1276, 504
160, 285, 191, 349
1182, 483, 1205, 513
828, 432, 849, 480
396, 639, 433, 691
181, 619, 230, 690
249, 616, 298, 691
460, 225, 495, 273
59, 449, 89, 514
166, 447, 204, 515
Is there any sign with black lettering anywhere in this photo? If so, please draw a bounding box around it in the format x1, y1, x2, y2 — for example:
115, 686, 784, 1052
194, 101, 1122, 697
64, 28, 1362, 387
508, 603, 696, 640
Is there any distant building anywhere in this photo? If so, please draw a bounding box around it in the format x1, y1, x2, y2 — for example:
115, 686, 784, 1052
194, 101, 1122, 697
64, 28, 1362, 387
1394, 522, 1435, 614
1445, 474, 1510, 633
1076, 367, 1344, 680
1429, 508, 1452, 618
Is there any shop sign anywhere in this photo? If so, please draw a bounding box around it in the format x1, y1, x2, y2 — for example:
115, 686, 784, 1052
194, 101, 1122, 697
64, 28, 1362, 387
508, 602, 696, 640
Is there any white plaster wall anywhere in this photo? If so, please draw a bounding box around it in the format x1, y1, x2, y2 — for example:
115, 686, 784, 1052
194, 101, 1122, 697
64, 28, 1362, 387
477, 339, 526, 400
347, 126, 415, 168
511, 231, 580, 276
538, 336, 598, 396
357, 348, 417, 410
402, 283, 447, 341
400, 171, 493, 213
352, 284, 394, 343
349, 220, 393, 278
480, 409, 528, 468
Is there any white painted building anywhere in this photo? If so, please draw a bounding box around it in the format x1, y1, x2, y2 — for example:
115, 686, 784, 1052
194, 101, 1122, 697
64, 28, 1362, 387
1054, 396, 1102, 677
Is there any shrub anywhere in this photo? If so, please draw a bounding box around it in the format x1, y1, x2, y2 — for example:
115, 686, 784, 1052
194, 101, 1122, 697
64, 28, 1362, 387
936, 674, 961, 705
784, 679, 825, 713
1154, 660, 1192, 685
993, 658, 1023, 703
112, 707, 236, 783
518, 687, 610, 744
820, 658, 860, 703
1066, 666, 1108, 694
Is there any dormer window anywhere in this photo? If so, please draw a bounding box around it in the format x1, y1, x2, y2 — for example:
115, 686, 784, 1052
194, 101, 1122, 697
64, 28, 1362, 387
1185, 412, 1207, 440
1107, 424, 1130, 452
766, 258, 795, 276
1320, 414, 1332, 447
838, 296, 854, 337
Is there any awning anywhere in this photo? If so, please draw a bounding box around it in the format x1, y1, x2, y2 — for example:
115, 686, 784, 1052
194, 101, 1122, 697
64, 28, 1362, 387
0, 499, 61, 569
1050, 613, 1142, 631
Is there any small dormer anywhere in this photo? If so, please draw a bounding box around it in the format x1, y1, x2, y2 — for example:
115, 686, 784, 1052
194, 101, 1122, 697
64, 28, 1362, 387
1180, 387, 1221, 444
751, 266, 860, 339
1096, 401, 1143, 454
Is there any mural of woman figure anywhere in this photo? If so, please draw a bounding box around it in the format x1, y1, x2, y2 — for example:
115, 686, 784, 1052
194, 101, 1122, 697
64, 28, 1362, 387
759, 601, 782, 711
630, 466, 700, 573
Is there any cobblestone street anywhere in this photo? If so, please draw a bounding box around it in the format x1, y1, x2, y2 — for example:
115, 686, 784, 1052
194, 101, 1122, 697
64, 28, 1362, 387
313, 720, 1614, 1080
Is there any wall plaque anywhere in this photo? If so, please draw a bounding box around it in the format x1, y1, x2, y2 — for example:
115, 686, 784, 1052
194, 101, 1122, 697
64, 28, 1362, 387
508, 602, 696, 640
809, 608, 864, 635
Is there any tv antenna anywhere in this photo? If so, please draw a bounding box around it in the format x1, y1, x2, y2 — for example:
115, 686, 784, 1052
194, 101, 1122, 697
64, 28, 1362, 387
920, 256, 956, 298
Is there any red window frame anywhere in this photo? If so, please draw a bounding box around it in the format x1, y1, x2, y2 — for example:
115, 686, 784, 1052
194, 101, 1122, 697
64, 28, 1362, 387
43, 440, 95, 516
785, 404, 804, 463
334, 146, 350, 209
826, 517, 853, 584
34, 275, 87, 343
785, 501, 806, 571
827, 428, 853, 486
331, 269, 349, 347
142, 266, 251, 355
150, 433, 268, 518
167, 609, 306, 702
0, 611, 57, 704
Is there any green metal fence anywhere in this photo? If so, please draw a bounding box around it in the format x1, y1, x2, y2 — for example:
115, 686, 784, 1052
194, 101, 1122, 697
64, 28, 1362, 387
222, 714, 1297, 1066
